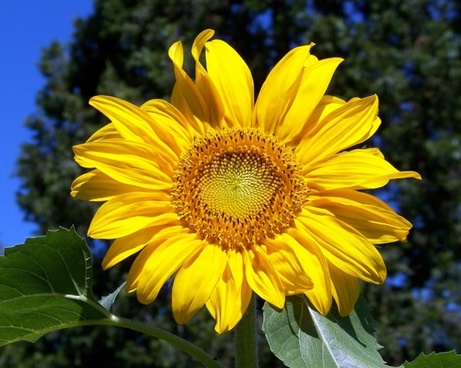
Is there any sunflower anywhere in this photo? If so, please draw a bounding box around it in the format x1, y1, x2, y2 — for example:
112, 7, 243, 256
71, 29, 421, 334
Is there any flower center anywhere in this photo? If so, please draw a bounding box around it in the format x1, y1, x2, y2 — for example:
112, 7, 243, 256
171, 129, 307, 251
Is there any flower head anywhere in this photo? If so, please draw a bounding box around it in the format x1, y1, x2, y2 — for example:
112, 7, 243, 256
71, 29, 421, 333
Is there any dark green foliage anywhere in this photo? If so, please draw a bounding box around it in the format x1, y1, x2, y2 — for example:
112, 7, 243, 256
11, 0, 461, 366
404, 351, 461, 367
263, 296, 386, 368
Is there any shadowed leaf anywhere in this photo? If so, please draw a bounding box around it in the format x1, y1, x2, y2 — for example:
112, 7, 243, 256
0, 227, 111, 345
263, 295, 387, 368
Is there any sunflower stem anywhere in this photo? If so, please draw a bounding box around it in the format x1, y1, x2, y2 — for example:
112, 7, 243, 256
235, 293, 258, 368
107, 316, 223, 368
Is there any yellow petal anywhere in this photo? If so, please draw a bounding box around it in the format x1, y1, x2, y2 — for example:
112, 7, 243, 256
255, 44, 314, 133
282, 231, 332, 315
328, 261, 360, 317
128, 233, 203, 303
173, 244, 227, 324
90, 96, 179, 161
289, 95, 381, 149
102, 225, 186, 269
206, 251, 252, 334
207, 275, 252, 334
309, 189, 413, 243
138, 99, 193, 155
88, 192, 178, 239
304, 148, 422, 190
86, 122, 121, 142
296, 208, 387, 284
73, 140, 174, 189
206, 39, 254, 128
276, 57, 343, 143
141, 99, 194, 145
263, 236, 313, 295
285, 95, 345, 147
296, 95, 379, 165
168, 40, 208, 134
71, 169, 151, 201
191, 29, 224, 128
243, 247, 285, 309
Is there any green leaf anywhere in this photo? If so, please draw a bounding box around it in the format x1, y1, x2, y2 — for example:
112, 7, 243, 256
0, 227, 111, 345
0, 228, 224, 367
99, 282, 126, 312
403, 351, 461, 368
262, 295, 387, 368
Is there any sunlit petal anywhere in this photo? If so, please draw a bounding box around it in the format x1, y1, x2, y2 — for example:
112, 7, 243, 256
128, 233, 202, 303
88, 192, 177, 238
309, 189, 414, 243
206, 251, 252, 334
173, 244, 227, 324
168, 40, 208, 134
206, 39, 254, 127
73, 140, 175, 187
255, 44, 314, 132
191, 29, 225, 128
329, 261, 361, 317
283, 231, 333, 315
296, 208, 387, 284
304, 148, 421, 190
296, 95, 379, 165
244, 248, 285, 309
263, 236, 313, 295
71, 169, 152, 201
276, 57, 343, 144
102, 225, 185, 269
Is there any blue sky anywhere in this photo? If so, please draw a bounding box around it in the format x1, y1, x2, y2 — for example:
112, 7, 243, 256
0, 1, 93, 246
